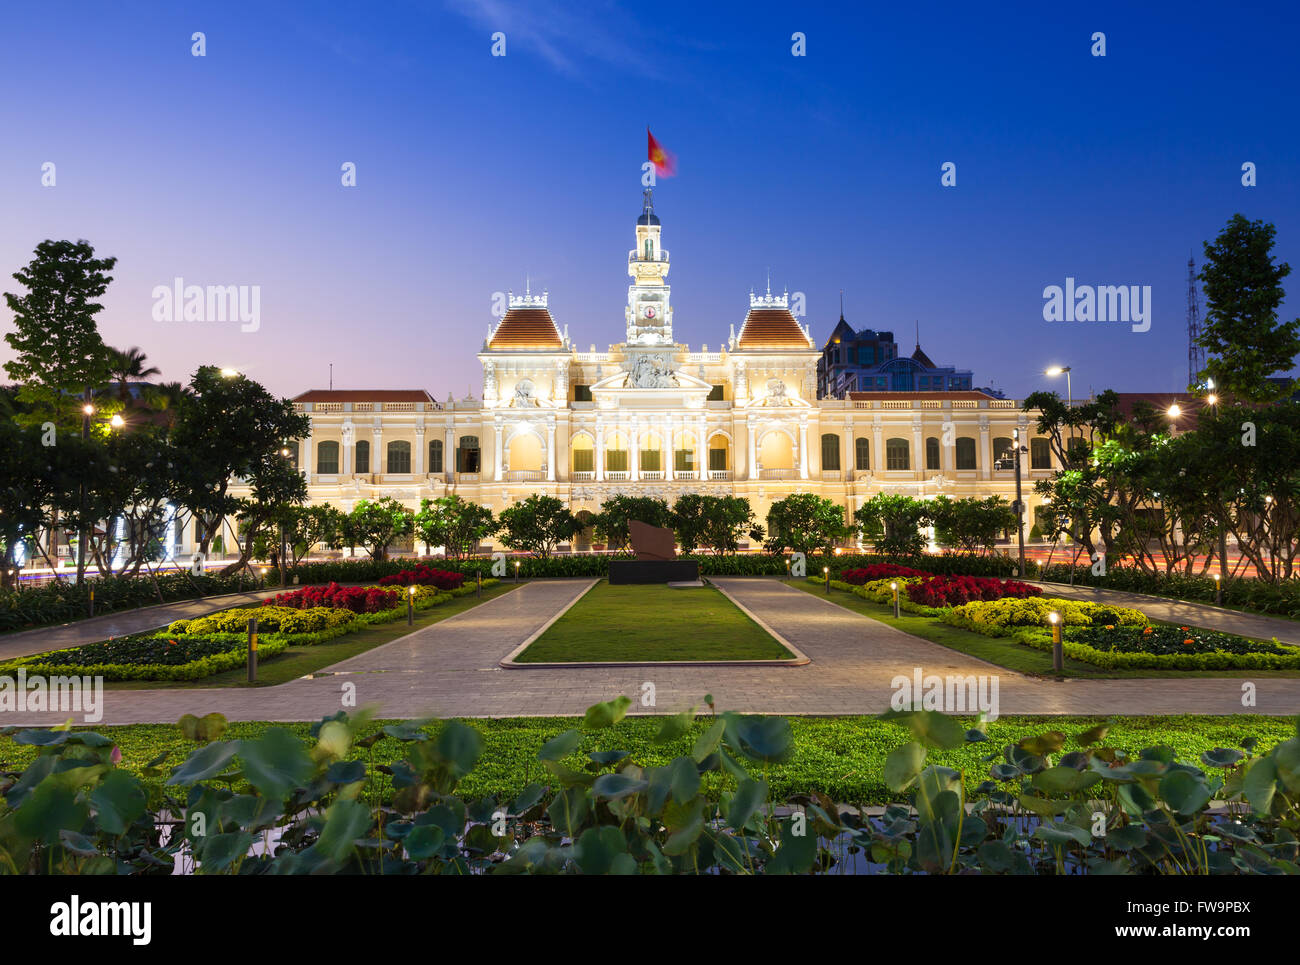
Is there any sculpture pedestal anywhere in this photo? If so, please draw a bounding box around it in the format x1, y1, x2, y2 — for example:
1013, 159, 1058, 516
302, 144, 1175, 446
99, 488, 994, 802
609, 560, 700, 585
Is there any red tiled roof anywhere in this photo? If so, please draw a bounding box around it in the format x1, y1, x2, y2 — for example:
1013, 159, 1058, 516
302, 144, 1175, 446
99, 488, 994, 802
735, 308, 812, 350
488, 307, 564, 350
293, 389, 434, 403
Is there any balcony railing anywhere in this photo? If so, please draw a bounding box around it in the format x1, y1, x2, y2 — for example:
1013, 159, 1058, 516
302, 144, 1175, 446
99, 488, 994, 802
708, 470, 732, 481
673, 471, 697, 480
456, 473, 480, 483
759, 468, 798, 480
640, 470, 665, 481
505, 470, 544, 482
628, 249, 669, 263
606, 471, 629, 481
821, 470, 843, 482
572, 471, 595, 482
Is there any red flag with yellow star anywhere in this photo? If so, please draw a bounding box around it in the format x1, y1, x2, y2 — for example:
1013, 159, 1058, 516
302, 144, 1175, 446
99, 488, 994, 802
647, 128, 676, 177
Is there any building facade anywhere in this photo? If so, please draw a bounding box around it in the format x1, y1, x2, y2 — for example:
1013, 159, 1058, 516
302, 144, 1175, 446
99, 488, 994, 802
817, 316, 978, 399
222, 191, 1059, 553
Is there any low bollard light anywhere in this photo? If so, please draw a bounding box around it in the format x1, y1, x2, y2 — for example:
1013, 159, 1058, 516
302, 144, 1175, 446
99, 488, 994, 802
247, 616, 258, 683
824, 566, 830, 593
515, 559, 521, 583
891, 581, 900, 618
88, 586, 95, 618
408, 585, 416, 625
1048, 610, 1062, 672
477, 571, 482, 598
1213, 572, 1222, 606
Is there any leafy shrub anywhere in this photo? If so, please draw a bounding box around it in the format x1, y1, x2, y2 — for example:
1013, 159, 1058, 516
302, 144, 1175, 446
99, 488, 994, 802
1067, 624, 1296, 657
944, 596, 1148, 632
1, 634, 289, 680
3, 702, 1299, 874
907, 575, 1042, 607
267, 582, 399, 613
171, 605, 357, 636
838, 564, 929, 584
376, 565, 466, 591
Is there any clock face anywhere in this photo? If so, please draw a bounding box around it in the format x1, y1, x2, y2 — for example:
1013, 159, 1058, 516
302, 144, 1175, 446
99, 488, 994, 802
643, 306, 656, 319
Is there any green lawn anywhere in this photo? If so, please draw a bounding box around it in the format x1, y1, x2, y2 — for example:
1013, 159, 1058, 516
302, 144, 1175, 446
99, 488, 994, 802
2, 712, 1291, 808
789, 579, 1300, 679
514, 580, 794, 662
103, 582, 522, 689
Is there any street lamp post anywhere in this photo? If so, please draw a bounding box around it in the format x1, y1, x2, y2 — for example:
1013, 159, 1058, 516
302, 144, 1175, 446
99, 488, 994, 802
1009, 428, 1027, 578
77, 395, 93, 586
1045, 366, 1072, 410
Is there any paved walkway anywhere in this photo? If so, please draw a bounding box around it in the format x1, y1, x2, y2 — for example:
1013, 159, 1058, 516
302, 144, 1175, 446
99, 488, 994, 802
1026, 581, 1300, 644
2, 578, 1298, 726
0, 587, 287, 661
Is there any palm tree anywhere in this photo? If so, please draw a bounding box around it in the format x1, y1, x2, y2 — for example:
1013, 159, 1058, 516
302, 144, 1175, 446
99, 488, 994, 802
106, 346, 161, 402
142, 380, 192, 428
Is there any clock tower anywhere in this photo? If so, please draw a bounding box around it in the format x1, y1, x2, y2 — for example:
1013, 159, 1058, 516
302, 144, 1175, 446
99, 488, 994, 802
626, 188, 673, 345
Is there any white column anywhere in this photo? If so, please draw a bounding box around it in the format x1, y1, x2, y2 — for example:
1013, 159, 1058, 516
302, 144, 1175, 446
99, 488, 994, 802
942, 411, 955, 473
342, 424, 353, 475
494, 420, 504, 481
747, 420, 757, 480
302, 431, 314, 482
798, 420, 809, 479
444, 427, 455, 481
665, 417, 674, 481
595, 421, 605, 481
547, 420, 556, 482
695, 416, 705, 479
872, 423, 884, 472
912, 422, 924, 480
414, 427, 425, 475
629, 420, 639, 480
979, 423, 992, 480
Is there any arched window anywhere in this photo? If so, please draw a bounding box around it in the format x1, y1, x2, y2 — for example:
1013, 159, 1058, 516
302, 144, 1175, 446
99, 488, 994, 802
387, 440, 411, 474
316, 440, 339, 474
640, 433, 662, 472
885, 437, 910, 471
606, 434, 628, 473
355, 440, 369, 474
708, 433, 729, 471
855, 437, 870, 471
457, 436, 481, 473
286, 441, 301, 471
821, 433, 840, 471
428, 438, 444, 474
572, 435, 594, 473
1031, 438, 1051, 470
993, 437, 1014, 469
926, 436, 941, 471
955, 437, 976, 470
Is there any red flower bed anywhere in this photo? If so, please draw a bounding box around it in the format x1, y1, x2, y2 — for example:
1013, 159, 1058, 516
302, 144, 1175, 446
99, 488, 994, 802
906, 575, 1043, 607
265, 582, 399, 613
838, 564, 929, 585
376, 565, 466, 591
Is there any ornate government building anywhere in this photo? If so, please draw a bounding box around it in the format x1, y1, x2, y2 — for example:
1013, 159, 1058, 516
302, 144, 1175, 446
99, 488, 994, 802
245, 191, 1058, 550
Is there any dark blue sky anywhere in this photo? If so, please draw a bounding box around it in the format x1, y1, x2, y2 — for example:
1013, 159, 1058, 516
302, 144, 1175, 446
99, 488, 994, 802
2, 0, 1297, 399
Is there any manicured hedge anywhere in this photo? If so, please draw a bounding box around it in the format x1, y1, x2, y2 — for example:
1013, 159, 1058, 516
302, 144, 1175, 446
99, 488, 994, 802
1, 635, 291, 681
1010, 626, 1300, 671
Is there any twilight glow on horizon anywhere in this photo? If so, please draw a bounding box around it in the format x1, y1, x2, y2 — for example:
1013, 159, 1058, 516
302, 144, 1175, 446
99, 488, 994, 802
2, 0, 1297, 400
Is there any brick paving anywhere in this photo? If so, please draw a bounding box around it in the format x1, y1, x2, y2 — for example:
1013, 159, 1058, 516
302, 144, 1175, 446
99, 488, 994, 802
2, 578, 1297, 726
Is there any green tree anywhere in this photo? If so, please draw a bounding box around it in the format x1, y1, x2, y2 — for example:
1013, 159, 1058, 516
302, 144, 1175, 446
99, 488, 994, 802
1197, 214, 1300, 402
763, 492, 848, 556
105, 345, 161, 403
414, 495, 496, 559
345, 497, 414, 560
0, 421, 65, 587
169, 366, 310, 560
856, 493, 933, 556
928, 495, 1015, 555
593, 494, 670, 549
497, 494, 579, 558
3, 240, 116, 427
